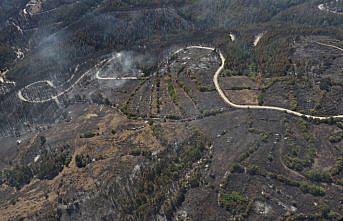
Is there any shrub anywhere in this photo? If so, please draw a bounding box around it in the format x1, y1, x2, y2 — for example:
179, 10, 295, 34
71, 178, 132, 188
329, 131, 343, 143
247, 165, 261, 175
199, 86, 214, 92
181, 146, 202, 164
299, 182, 325, 196
260, 132, 269, 142
64, 152, 73, 166
167, 77, 178, 103
231, 163, 244, 173
305, 169, 331, 183
130, 148, 152, 157
35, 150, 72, 180
219, 191, 250, 215
257, 94, 264, 105
283, 156, 309, 171
80, 131, 96, 138
330, 158, 343, 177
267, 153, 273, 162
75, 154, 92, 168
317, 204, 341, 220
319, 78, 332, 91
4, 166, 33, 189
275, 174, 299, 187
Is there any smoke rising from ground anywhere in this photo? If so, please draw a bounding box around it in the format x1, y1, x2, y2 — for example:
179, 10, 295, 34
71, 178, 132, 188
99, 51, 142, 78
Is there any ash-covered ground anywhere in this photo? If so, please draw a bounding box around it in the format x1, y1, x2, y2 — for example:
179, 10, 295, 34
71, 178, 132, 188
0, 0, 342, 220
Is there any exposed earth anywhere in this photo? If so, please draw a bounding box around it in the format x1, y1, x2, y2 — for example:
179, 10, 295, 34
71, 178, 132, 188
0, 0, 343, 220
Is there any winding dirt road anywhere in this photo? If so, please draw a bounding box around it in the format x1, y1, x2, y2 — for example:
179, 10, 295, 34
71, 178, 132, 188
314, 41, 343, 52
17, 44, 343, 120
17, 66, 145, 103
254, 32, 265, 46
95, 70, 146, 80
318, 3, 343, 15
184, 46, 343, 120
17, 68, 94, 103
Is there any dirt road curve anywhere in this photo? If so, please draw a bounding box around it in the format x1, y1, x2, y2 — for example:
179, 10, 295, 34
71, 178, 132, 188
16, 44, 343, 120
17, 68, 144, 103
184, 46, 343, 120
314, 41, 343, 52
318, 3, 343, 15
